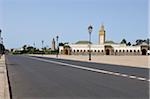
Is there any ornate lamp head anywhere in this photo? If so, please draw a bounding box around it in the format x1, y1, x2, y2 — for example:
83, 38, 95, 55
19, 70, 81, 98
88, 25, 93, 33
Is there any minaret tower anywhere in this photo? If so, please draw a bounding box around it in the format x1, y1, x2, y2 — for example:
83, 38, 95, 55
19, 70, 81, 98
51, 38, 56, 51
99, 24, 105, 44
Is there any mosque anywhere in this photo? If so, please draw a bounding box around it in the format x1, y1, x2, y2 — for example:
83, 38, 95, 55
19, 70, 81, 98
58, 25, 148, 55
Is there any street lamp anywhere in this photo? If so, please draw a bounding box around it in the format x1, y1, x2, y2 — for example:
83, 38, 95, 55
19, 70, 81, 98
1, 38, 3, 44
33, 42, 36, 52
33, 42, 35, 48
42, 40, 44, 55
0, 29, 2, 44
56, 35, 59, 58
88, 25, 93, 61
0, 29, 1, 36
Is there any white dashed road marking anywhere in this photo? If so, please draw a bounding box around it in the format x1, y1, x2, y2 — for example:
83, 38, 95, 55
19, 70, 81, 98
106, 71, 114, 75
113, 73, 121, 76
120, 74, 128, 77
137, 77, 147, 81
28, 56, 150, 82
129, 76, 137, 79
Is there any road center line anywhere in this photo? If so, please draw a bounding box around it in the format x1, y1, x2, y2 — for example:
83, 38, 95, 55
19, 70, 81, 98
28, 56, 150, 82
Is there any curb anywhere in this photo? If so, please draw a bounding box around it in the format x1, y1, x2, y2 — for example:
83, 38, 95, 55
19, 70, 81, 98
28, 54, 149, 69
0, 55, 10, 99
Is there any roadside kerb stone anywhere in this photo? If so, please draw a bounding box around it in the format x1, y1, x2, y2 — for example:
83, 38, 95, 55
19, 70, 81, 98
0, 55, 10, 99
28, 54, 149, 69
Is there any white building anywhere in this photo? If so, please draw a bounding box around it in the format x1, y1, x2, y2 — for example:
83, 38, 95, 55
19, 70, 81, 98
59, 25, 148, 55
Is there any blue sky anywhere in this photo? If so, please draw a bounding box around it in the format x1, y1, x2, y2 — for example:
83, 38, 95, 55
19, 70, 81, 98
0, 0, 148, 49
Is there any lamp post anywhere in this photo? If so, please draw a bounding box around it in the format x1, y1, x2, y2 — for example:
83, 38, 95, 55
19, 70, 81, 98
0, 29, 1, 36
33, 42, 35, 48
1, 38, 3, 44
88, 25, 93, 61
33, 42, 36, 52
42, 40, 44, 55
56, 35, 59, 58
0, 29, 2, 44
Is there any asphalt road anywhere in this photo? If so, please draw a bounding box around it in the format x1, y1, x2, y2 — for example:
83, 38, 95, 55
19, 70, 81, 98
33, 56, 149, 79
6, 55, 149, 99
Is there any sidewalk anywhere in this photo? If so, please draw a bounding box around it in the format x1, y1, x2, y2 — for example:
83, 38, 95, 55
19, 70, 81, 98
0, 55, 10, 99
29, 54, 149, 69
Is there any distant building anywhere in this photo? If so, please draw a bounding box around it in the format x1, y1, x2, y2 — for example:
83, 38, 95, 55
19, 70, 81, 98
10, 48, 23, 52
51, 38, 56, 51
59, 24, 148, 55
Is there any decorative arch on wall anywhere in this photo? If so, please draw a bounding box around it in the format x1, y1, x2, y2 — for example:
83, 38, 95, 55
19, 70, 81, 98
106, 49, 110, 55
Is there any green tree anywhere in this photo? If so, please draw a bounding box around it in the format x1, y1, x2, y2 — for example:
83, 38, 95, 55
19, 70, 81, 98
27, 46, 34, 54
135, 39, 143, 45
105, 40, 116, 44
22, 45, 27, 51
120, 39, 127, 44
59, 43, 64, 46
127, 42, 131, 46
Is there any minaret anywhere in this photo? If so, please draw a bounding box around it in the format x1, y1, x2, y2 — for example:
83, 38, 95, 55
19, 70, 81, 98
51, 38, 56, 50
99, 24, 105, 44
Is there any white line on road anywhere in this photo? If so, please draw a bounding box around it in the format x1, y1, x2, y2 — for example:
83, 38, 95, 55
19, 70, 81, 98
129, 76, 137, 79
27, 56, 150, 82
120, 74, 128, 77
113, 73, 121, 76
137, 77, 147, 81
